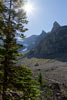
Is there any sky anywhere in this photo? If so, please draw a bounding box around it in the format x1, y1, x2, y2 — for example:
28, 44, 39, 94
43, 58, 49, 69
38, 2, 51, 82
24, 0, 67, 37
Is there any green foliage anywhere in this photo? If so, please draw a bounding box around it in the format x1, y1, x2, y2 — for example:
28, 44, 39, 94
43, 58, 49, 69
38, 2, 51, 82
0, 0, 40, 100
4, 66, 39, 100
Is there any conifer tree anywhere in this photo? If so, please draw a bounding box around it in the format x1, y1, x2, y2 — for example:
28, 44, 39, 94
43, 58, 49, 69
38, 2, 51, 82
0, 0, 40, 100
0, 0, 27, 99
38, 72, 43, 100
38, 72, 43, 90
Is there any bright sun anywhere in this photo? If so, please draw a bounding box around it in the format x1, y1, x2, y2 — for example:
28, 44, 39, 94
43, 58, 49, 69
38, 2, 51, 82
23, 3, 34, 15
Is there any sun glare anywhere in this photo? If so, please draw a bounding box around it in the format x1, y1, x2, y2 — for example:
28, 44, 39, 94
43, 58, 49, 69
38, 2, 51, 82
23, 2, 34, 16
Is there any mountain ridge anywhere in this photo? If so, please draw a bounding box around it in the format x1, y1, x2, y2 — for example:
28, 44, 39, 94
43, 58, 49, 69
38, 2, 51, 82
21, 30, 46, 51
25, 22, 67, 61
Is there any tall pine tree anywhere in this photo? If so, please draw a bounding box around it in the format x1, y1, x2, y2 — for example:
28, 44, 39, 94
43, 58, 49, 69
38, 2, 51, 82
0, 0, 39, 100
0, 0, 40, 100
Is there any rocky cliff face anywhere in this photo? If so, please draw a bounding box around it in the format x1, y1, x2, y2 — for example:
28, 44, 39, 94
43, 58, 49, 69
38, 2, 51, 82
26, 22, 67, 58
35, 30, 47, 46
22, 30, 46, 50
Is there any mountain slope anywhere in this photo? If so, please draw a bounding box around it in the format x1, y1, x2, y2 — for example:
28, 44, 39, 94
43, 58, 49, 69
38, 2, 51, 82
22, 30, 46, 50
26, 22, 67, 60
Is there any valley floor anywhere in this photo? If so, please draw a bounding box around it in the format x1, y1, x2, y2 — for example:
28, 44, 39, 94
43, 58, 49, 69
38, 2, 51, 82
20, 57, 67, 87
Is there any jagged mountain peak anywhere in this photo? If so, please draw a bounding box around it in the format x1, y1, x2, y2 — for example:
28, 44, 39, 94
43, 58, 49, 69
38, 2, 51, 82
53, 21, 60, 26
42, 30, 46, 33
51, 21, 61, 32
40, 30, 46, 36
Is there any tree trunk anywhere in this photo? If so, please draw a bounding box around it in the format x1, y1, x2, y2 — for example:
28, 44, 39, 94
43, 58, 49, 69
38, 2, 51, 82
2, 0, 12, 99
2, 56, 8, 100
